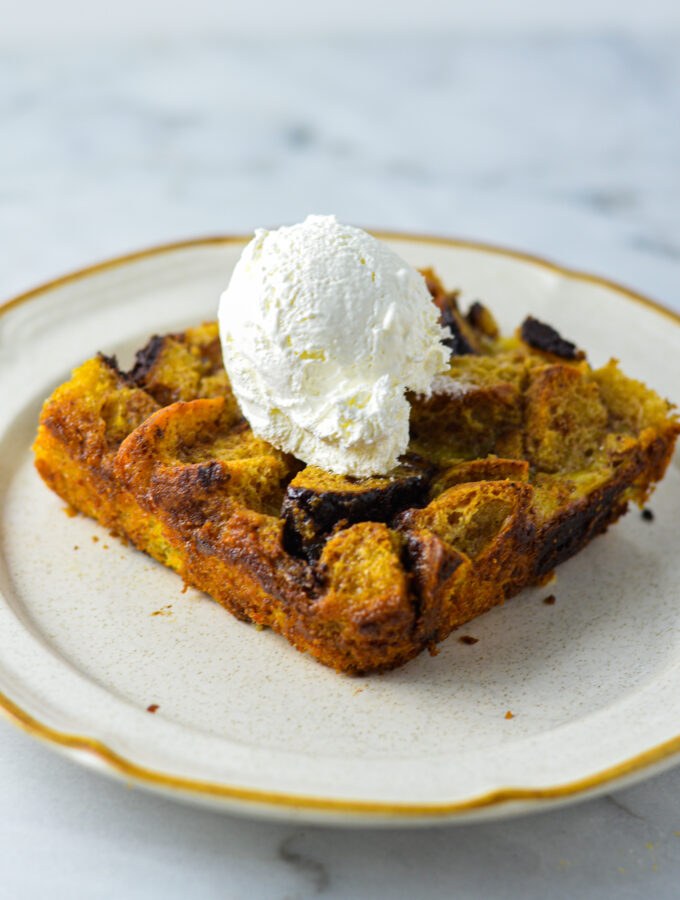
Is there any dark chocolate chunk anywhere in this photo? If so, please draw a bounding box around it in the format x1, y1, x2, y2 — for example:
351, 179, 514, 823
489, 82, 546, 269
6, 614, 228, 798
641, 508, 655, 521
535, 482, 626, 576
429, 287, 478, 356
520, 317, 584, 361
466, 301, 499, 338
128, 334, 166, 385
440, 300, 476, 356
282, 459, 434, 560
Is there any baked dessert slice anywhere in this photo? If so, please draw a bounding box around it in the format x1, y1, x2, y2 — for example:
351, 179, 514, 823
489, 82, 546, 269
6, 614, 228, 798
33, 279, 679, 673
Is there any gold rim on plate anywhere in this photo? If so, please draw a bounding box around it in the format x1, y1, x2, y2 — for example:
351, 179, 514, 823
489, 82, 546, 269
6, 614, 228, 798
1, 232, 679, 821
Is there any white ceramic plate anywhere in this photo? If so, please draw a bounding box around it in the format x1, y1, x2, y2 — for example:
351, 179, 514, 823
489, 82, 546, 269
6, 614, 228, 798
1, 235, 679, 827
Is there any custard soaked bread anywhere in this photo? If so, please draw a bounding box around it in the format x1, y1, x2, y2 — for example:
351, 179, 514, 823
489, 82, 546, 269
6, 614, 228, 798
33, 277, 679, 673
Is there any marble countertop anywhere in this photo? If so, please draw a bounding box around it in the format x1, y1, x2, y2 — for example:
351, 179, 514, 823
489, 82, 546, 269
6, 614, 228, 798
2, 33, 680, 899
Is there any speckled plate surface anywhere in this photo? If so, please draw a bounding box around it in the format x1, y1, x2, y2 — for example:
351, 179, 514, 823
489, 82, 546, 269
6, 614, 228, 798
1, 235, 679, 826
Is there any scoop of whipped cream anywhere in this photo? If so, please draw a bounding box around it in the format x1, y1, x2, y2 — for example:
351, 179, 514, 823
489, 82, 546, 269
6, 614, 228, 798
218, 214, 449, 477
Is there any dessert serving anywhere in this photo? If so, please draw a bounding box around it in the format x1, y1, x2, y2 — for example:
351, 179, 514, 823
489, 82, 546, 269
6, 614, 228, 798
33, 217, 680, 674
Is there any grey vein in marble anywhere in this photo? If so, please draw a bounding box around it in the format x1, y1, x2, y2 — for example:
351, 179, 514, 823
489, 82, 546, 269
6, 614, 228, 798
278, 833, 330, 895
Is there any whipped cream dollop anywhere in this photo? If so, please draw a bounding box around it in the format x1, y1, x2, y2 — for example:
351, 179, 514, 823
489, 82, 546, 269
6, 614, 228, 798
218, 215, 449, 476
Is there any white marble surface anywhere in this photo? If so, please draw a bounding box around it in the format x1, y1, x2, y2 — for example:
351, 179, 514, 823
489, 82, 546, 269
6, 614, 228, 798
4, 0, 680, 42
2, 34, 680, 899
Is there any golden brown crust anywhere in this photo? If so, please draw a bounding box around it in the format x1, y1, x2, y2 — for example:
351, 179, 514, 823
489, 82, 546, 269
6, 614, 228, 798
32, 305, 680, 673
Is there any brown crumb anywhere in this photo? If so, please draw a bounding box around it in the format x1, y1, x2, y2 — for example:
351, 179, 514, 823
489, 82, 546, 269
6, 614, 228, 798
63, 505, 78, 518
181, 582, 189, 594
353, 688, 364, 696
102, 544, 109, 549
543, 594, 556, 605
151, 605, 173, 617
92, 535, 99, 543
505, 710, 515, 719
73, 545, 79, 550
641, 508, 655, 522
459, 635, 479, 645
146, 704, 159, 713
